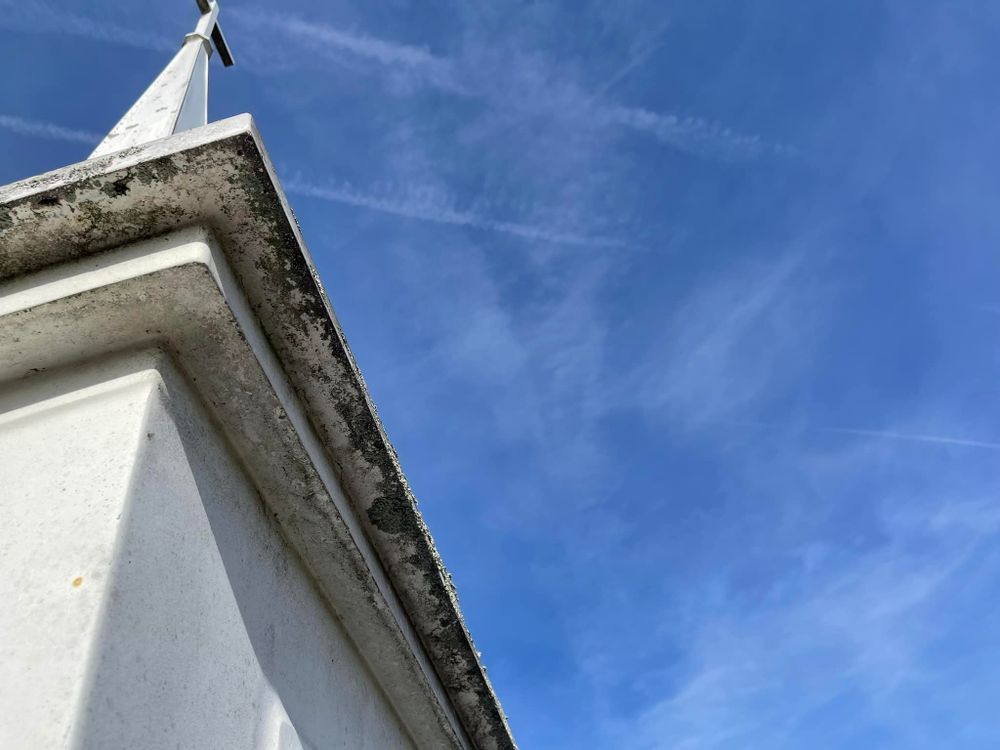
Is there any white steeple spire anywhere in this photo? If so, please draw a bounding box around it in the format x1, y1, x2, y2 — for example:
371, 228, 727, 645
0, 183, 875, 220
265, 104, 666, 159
90, 0, 235, 159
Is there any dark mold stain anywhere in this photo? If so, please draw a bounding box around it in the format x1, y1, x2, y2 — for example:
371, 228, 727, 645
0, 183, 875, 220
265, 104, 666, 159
100, 177, 132, 198
367, 495, 425, 538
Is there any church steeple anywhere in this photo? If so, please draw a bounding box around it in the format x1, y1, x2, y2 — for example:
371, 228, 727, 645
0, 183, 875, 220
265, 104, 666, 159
90, 0, 235, 159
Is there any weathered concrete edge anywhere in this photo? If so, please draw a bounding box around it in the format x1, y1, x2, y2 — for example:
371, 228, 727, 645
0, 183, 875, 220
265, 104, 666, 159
0, 116, 517, 750
0, 240, 464, 749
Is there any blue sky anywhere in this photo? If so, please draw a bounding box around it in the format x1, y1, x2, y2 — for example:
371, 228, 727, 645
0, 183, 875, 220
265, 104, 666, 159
3, 1, 1000, 747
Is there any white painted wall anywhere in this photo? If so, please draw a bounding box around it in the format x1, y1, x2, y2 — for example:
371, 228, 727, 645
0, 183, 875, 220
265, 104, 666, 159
0, 350, 417, 750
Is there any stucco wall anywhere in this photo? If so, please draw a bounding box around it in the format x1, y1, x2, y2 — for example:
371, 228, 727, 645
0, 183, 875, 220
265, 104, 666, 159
0, 351, 417, 750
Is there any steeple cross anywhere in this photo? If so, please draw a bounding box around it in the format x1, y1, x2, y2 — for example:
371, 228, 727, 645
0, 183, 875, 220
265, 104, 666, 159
89, 0, 236, 157
191, 0, 235, 67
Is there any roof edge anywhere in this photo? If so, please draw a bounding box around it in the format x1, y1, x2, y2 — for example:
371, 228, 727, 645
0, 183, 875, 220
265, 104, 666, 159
0, 116, 517, 750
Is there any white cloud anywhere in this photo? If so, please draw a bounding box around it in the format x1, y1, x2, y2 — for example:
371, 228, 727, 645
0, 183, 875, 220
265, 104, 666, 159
601, 436, 1000, 750
821, 425, 1000, 451
591, 19, 672, 98
229, 9, 467, 93
742, 420, 1000, 452
638, 254, 821, 429
0, 115, 100, 145
0, 0, 174, 52
606, 106, 797, 162
284, 177, 627, 248
2, 1, 796, 164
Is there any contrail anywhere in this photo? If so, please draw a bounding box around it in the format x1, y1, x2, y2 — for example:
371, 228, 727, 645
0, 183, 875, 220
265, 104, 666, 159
592, 19, 672, 98
824, 426, 1000, 451
607, 106, 797, 162
5, 0, 796, 163
0, 115, 100, 145
284, 178, 627, 249
0, 114, 629, 247
235, 11, 446, 71
260, 14, 785, 161
229, 9, 465, 92
0, 0, 174, 52
738, 420, 1000, 451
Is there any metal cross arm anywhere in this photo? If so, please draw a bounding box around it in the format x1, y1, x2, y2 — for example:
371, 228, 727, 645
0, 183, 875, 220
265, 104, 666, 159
194, 0, 235, 67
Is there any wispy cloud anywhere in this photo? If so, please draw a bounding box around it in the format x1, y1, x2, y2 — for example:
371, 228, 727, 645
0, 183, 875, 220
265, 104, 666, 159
821, 425, 1000, 451
627, 551, 966, 750
0, 114, 100, 145
284, 177, 628, 248
2, 0, 794, 163
232, 8, 789, 162
0, 0, 174, 52
607, 106, 797, 162
229, 10, 465, 92
596, 428, 1000, 750
0, 107, 629, 249
740, 420, 1000, 451
638, 254, 823, 428
592, 19, 672, 98
265, 15, 441, 69
374, 233, 618, 506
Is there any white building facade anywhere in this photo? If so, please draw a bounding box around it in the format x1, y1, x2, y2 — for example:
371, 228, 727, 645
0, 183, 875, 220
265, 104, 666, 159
0, 4, 515, 749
